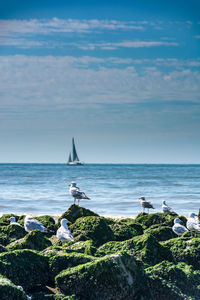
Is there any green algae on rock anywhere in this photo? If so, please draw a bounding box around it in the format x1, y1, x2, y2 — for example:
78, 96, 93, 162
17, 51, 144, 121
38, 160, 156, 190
109, 223, 140, 241
7, 229, 52, 251
56, 252, 148, 300
96, 233, 172, 266
58, 204, 99, 224
135, 212, 180, 229
163, 236, 200, 269
144, 225, 177, 241
70, 216, 115, 246
146, 261, 200, 300
0, 249, 49, 291
49, 252, 95, 280
0, 275, 27, 300
65, 240, 97, 256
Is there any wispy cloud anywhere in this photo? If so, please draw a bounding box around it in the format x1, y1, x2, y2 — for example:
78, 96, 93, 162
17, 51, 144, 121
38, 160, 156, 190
0, 18, 145, 37
77, 40, 179, 50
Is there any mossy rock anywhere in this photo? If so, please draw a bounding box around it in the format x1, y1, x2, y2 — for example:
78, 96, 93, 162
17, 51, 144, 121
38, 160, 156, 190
163, 236, 200, 269
2, 224, 26, 241
0, 249, 49, 291
58, 204, 99, 224
96, 233, 172, 266
109, 223, 139, 241
118, 218, 144, 234
0, 244, 8, 253
65, 240, 97, 256
56, 252, 149, 300
144, 225, 177, 241
70, 216, 115, 246
146, 261, 200, 300
135, 212, 179, 229
0, 275, 27, 300
49, 252, 95, 280
0, 232, 9, 246
7, 229, 52, 251
36, 215, 57, 236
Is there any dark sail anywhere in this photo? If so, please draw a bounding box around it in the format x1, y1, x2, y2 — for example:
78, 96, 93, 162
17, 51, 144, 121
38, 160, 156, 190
72, 138, 79, 161
68, 152, 72, 163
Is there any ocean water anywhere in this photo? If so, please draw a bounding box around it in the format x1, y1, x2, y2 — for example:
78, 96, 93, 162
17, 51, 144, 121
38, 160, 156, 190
0, 164, 199, 217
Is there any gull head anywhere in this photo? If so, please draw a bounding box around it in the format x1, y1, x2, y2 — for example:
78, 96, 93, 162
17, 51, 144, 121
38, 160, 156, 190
174, 218, 181, 224
10, 217, 16, 223
139, 196, 145, 201
162, 200, 167, 205
69, 182, 77, 187
25, 215, 34, 221
188, 212, 197, 219
61, 218, 69, 228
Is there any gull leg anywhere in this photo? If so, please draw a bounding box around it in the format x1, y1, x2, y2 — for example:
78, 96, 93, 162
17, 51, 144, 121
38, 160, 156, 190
78, 199, 80, 206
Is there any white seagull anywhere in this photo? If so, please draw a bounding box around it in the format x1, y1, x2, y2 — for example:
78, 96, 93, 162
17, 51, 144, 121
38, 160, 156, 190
10, 217, 21, 226
139, 196, 154, 213
172, 218, 188, 236
24, 215, 47, 233
186, 212, 200, 233
56, 218, 74, 242
69, 182, 90, 205
162, 200, 175, 214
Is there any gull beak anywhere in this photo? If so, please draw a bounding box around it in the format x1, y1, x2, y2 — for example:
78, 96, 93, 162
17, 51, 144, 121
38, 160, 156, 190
68, 221, 72, 225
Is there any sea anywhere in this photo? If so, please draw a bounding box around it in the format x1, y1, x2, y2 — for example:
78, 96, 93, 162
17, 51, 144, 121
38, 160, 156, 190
0, 164, 199, 217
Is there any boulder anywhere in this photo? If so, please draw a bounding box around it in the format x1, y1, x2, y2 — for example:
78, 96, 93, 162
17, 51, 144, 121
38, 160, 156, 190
58, 204, 99, 224
70, 216, 115, 246
49, 252, 95, 280
56, 252, 149, 300
146, 261, 200, 300
144, 225, 177, 241
163, 236, 200, 269
135, 212, 182, 229
7, 229, 52, 251
65, 240, 97, 256
96, 233, 172, 266
0, 275, 27, 300
109, 223, 140, 241
0, 249, 49, 291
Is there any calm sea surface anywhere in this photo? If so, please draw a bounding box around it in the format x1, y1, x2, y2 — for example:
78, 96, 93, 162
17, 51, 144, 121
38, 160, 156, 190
0, 164, 199, 216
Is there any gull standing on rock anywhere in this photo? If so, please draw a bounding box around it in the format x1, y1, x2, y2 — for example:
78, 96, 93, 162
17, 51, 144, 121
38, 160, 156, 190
10, 217, 21, 226
172, 218, 188, 236
24, 215, 47, 233
186, 213, 200, 233
56, 218, 74, 242
69, 182, 90, 205
139, 197, 154, 213
162, 200, 175, 214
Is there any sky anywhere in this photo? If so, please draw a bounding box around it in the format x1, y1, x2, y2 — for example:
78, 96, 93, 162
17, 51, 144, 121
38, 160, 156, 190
0, 0, 200, 163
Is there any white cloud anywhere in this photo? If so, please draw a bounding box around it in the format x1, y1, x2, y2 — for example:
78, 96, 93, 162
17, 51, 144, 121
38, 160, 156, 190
0, 18, 145, 37
0, 55, 199, 116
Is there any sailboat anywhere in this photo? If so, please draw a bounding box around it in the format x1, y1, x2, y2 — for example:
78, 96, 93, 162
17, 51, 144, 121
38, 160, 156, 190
67, 138, 84, 166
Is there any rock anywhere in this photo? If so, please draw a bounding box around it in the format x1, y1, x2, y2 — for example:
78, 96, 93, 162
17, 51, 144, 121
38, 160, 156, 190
70, 216, 115, 246
0, 274, 27, 300
56, 252, 149, 300
163, 236, 200, 269
58, 204, 99, 224
49, 252, 95, 280
7, 229, 52, 251
0, 249, 49, 291
0, 244, 8, 253
118, 219, 144, 235
96, 233, 172, 266
144, 225, 177, 241
65, 240, 97, 256
135, 212, 181, 229
36, 215, 57, 236
0, 233, 8, 246
109, 223, 140, 241
2, 224, 26, 240
146, 261, 200, 300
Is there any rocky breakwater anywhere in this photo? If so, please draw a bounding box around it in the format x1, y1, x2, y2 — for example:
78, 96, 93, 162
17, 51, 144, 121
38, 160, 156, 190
0, 205, 200, 299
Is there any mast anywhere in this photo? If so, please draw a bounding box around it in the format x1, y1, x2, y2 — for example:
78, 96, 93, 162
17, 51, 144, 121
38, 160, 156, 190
72, 138, 79, 162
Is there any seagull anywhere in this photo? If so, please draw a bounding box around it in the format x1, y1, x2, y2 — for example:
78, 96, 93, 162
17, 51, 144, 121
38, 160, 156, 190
186, 212, 200, 233
24, 215, 47, 233
69, 182, 90, 205
139, 196, 154, 213
162, 200, 175, 214
172, 218, 188, 236
56, 218, 74, 242
10, 217, 21, 226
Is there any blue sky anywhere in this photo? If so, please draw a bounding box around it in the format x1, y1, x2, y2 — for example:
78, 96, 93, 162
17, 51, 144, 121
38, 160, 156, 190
0, 0, 200, 163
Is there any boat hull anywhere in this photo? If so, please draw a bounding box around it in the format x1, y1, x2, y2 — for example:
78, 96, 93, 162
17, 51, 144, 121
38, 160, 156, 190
67, 162, 84, 166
